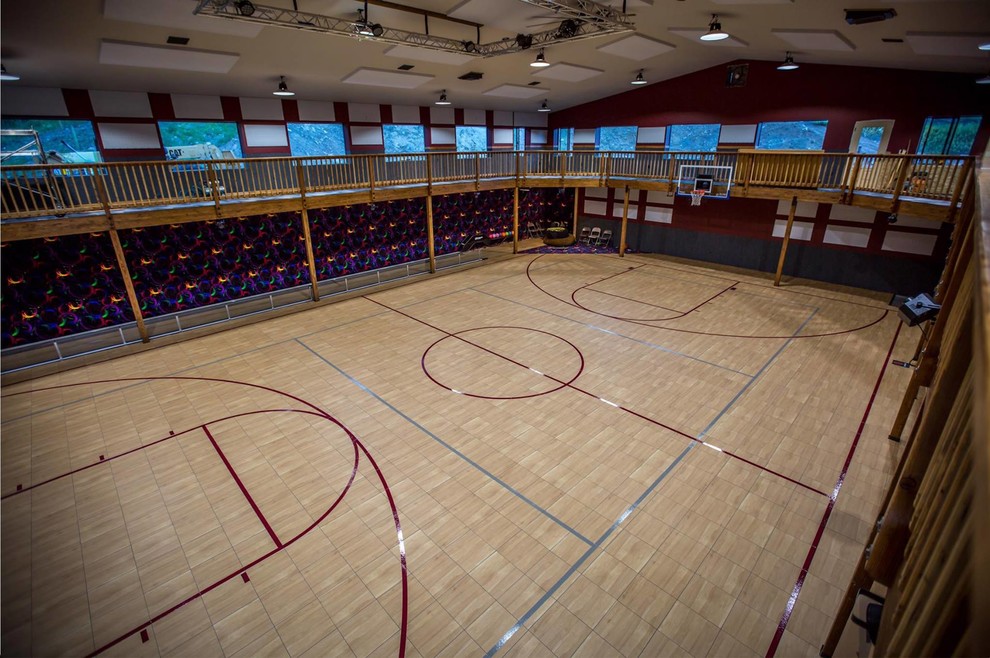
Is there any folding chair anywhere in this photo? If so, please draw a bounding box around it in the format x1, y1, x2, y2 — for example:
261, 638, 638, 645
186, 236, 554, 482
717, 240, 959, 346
597, 229, 612, 247
525, 221, 539, 238
588, 227, 601, 244
578, 227, 590, 243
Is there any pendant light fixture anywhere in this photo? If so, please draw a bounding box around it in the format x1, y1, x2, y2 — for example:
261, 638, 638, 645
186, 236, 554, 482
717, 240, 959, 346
538, 99, 551, 112
777, 52, 799, 71
977, 72, 990, 85
273, 76, 295, 96
436, 89, 451, 105
531, 49, 550, 68
0, 64, 20, 81
700, 14, 729, 41
630, 69, 647, 85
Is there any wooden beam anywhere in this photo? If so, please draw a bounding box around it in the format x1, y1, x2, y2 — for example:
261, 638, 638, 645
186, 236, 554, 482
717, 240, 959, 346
296, 162, 320, 302
426, 194, 436, 274
572, 188, 580, 236
512, 186, 519, 255
618, 185, 630, 257
774, 196, 798, 286
108, 228, 149, 344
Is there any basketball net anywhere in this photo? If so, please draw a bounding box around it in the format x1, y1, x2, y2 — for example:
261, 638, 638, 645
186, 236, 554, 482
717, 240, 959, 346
691, 190, 706, 206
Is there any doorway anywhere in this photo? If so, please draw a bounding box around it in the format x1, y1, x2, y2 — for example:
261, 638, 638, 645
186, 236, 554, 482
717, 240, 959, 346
849, 120, 895, 154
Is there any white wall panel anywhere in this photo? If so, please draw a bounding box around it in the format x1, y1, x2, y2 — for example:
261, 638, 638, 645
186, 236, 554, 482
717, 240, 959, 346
823, 225, 871, 248
431, 127, 455, 145
530, 129, 547, 144
348, 103, 381, 123
772, 219, 815, 240
645, 207, 673, 223
584, 200, 608, 215
350, 125, 383, 145
0, 87, 68, 116
240, 97, 283, 120
493, 110, 513, 126
574, 129, 596, 145
390, 105, 420, 124
646, 190, 674, 205
90, 90, 152, 118
171, 94, 224, 119
492, 128, 514, 144
430, 106, 455, 124
828, 204, 877, 223
98, 122, 161, 150
463, 108, 486, 125
243, 124, 288, 147
296, 100, 335, 122
881, 231, 938, 255
719, 124, 757, 143
637, 127, 665, 144
584, 187, 608, 200
776, 199, 819, 218
514, 112, 548, 128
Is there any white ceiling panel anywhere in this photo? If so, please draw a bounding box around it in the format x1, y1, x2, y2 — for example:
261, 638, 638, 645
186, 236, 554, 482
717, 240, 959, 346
483, 85, 546, 99
771, 29, 856, 51
341, 68, 434, 89
533, 63, 604, 82
384, 45, 476, 66
667, 29, 749, 47
904, 32, 990, 56
597, 34, 676, 61
98, 40, 239, 73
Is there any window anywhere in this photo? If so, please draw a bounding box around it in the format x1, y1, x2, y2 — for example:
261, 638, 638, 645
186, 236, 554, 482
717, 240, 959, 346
1, 119, 101, 164
755, 120, 828, 150
596, 126, 638, 152
287, 123, 346, 157
456, 126, 488, 152
383, 124, 425, 154
918, 116, 981, 155
667, 124, 721, 152
158, 121, 242, 160
555, 128, 573, 151
514, 128, 527, 151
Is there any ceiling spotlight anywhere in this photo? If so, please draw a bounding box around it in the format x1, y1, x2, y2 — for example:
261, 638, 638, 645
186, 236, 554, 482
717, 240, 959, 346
531, 49, 550, 68
0, 64, 20, 81
701, 14, 729, 41
538, 99, 551, 112
355, 9, 383, 36
631, 69, 647, 85
777, 52, 799, 71
233, 0, 255, 16
273, 76, 295, 96
557, 19, 580, 39
463, 41, 477, 53
436, 89, 451, 105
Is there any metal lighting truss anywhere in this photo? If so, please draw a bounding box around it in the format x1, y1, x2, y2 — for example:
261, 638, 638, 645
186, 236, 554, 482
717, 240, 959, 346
193, 0, 634, 57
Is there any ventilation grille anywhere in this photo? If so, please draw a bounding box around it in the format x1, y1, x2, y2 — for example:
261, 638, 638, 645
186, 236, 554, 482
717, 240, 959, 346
458, 71, 484, 80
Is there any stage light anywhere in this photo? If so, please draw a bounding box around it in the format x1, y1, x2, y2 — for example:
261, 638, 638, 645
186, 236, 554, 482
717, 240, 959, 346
897, 293, 940, 326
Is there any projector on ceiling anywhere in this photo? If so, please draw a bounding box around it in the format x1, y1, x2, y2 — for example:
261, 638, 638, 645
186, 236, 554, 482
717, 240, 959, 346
844, 8, 897, 25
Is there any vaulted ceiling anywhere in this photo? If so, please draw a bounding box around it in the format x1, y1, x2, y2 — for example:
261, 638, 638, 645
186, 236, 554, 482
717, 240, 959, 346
2, 0, 988, 113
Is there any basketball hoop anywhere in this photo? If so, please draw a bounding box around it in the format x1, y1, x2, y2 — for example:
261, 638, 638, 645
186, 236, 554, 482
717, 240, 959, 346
691, 189, 706, 206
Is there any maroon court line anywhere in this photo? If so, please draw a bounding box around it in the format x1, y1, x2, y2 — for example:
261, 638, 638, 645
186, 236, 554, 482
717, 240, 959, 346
367, 296, 829, 499
9, 377, 406, 658
202, 425, 282, 549
1, 408, 298, 500
605, 253, 890, 311
764, 322, 903, 658
581, 287, 683, 313
526, 255, 890, 340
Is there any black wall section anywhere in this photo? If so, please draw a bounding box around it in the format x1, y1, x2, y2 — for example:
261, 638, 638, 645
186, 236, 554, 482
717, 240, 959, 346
579, 217, 949, 296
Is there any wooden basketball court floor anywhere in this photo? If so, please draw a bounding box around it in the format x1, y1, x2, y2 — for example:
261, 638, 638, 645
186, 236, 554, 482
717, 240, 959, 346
1, 245, 914, 658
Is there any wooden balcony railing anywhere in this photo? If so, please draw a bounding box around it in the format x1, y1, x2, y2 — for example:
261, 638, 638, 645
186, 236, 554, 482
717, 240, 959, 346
0, 150, 976, 225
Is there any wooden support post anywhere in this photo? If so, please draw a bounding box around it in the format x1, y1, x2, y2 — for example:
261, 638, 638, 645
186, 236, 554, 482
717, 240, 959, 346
109, 228, 149, 343
512, 186, 520, 255
845, 155, 862, 204
426, 194, 436, 274
946, 157, 973, 222
95, 175, 149, 343
206, 162, 223, 218
774, 196, 798, 286
618, 185, 630, 257
426, 153, 433, 197
474, 152, 480, 191
295, 163, 320, 302
888, 156, 913, 213
366, 156, 376, 202
572, 188, 580, 236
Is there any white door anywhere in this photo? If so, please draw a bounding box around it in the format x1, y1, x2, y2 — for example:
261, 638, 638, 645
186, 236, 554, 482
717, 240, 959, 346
849, 120, 895, 154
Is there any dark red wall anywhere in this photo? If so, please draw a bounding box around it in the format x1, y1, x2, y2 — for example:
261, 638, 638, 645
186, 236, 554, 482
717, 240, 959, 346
551, 60, 990, 155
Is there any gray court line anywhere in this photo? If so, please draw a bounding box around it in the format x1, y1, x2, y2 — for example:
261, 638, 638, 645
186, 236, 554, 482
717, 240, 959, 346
469, 288, 753, 377
485, 306, 821, 655
1, 308, 392, 426
294, 338, 596, 547
484, 442, 696, 657
696, 307, 819, 440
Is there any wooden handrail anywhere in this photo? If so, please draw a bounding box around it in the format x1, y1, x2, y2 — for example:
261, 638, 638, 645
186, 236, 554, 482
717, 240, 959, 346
1, 151, 976, 228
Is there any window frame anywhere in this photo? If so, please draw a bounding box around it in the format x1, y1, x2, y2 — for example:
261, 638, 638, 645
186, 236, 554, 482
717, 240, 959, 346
286, 121, 348, 158
665, 123, 722, 153
754, 120, 829, 151
382, 123, 426, 155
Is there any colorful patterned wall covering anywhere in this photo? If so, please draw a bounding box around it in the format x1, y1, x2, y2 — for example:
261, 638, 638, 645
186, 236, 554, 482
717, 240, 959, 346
309, 199, 428, 279
1, 188, 576, 348
1, 233, 133, 347
121, 214, 309, 318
